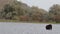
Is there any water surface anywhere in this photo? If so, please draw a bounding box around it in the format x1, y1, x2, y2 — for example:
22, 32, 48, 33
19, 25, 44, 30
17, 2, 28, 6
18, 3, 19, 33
0, 22, 60, 34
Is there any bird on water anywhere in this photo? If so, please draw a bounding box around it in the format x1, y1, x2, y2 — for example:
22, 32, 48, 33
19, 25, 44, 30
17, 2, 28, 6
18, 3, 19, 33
46, 24, 52, 30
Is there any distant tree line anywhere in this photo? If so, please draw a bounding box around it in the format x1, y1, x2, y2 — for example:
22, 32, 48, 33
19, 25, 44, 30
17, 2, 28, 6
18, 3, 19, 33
0, 1, 60, 23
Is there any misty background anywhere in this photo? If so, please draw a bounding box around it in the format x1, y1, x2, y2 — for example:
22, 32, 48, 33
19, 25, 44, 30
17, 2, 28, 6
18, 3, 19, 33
18, 0, 60, 11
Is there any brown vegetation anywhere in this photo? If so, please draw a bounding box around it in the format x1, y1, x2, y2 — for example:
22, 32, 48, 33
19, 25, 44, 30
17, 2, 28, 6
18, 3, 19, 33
0, 0, 60, 23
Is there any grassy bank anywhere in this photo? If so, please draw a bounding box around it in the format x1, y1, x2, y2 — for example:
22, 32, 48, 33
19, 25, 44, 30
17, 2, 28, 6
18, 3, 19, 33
0, 19, 18, 22
0, 19, 60, 24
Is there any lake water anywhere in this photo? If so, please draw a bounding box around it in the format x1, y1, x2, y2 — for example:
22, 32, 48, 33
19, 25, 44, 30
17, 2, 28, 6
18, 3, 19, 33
0, 22, 60, 34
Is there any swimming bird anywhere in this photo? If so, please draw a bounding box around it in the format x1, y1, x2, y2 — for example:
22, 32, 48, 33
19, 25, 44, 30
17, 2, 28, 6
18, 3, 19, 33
46, 24, 52, 30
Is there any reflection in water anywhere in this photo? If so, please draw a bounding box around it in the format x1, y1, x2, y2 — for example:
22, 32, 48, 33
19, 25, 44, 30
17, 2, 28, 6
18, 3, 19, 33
0, 23, 60, 34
